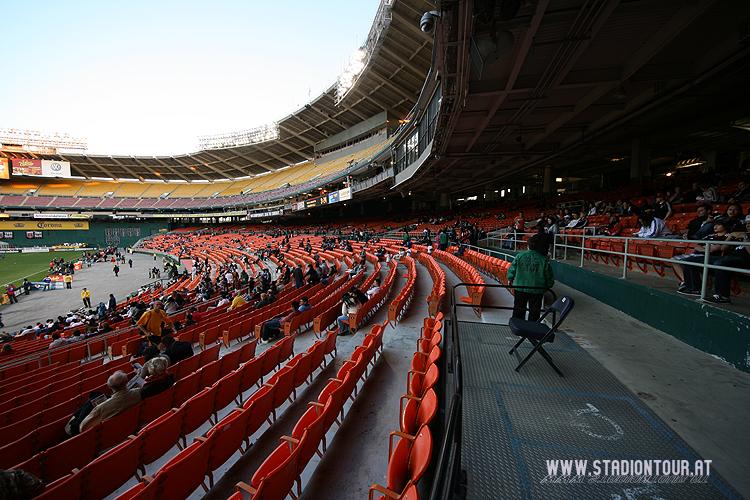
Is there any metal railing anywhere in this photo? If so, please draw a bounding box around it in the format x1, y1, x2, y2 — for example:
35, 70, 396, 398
483, 232, 750, 301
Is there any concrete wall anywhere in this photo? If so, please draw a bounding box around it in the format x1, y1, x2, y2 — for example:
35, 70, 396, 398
1, 220, 169, 248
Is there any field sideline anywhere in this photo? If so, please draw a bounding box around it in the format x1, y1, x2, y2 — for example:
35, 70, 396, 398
0, 250, 87, 287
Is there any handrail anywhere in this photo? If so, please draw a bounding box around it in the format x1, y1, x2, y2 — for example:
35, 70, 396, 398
483, 231, 750, 301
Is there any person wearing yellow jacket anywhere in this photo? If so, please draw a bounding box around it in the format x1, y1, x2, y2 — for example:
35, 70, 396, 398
81, 288, 92, 308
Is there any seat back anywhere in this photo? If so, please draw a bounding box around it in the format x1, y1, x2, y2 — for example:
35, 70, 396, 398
205, 409, 249, 473
138, 385, 175, 428
139, 408, 184, 465
172, 371, 200, 407
547, 296, 575, 330
213, 369, 242, 412
181, 386, 216, 436
152, 440, 210, 499
219, 349, 242, 377
250, 442, 299, 499
99, 402, 141, 450
81, 435, 142, 500
199, 360, 221, 388
239, 357, 262, 393
244, 384, 275, 437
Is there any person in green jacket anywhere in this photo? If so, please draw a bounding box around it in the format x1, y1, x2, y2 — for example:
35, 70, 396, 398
507, 234, 554, 321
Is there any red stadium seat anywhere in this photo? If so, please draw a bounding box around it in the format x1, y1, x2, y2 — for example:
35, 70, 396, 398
139, 408, 184, 466
235, 441, 299, 499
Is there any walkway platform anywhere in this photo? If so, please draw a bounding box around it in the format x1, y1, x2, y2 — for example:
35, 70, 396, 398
457, 321, 741, 500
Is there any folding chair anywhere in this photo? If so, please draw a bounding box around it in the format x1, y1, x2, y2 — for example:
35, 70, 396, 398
508, 296, 574, 377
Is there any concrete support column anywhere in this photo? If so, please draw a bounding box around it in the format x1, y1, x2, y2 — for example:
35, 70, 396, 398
439, 192, 450, 209
630, 137, 651, 181
542, 166, 554, 194
701, 150, 717, 172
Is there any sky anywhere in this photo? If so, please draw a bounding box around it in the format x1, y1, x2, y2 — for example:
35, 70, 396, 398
0, 0, 379, 155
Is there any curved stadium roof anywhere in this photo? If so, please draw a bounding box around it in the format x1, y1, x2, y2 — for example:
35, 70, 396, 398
6, 0, 435, 182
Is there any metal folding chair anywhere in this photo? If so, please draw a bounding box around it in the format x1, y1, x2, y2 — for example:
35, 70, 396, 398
508, 296, 574, 377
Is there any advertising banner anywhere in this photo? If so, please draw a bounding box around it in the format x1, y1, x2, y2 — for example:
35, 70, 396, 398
0, 158, 9, 180
11, 158, 42, 176
338, 187, 352, 201
33, 213, 69, 219
41, 160, 71, 177
328, 191, 340, 204
11, 158, 71, 177
0, 220, 90, 231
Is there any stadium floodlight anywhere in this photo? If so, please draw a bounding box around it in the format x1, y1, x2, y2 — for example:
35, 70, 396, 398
198, 122, 280, 150
0, 128, 88, 153
335, 0, 393, 103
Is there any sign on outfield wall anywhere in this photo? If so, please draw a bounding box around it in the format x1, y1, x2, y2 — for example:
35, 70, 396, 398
33, 213, 69, 219
0, 220, 89, 230
0, 158, 9, 180
11, 159, 72, 178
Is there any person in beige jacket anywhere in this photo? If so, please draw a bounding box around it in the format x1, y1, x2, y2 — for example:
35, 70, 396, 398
80, 370, 141, 432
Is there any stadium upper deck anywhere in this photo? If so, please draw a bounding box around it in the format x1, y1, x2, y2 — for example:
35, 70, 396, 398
0, 0, 434, 183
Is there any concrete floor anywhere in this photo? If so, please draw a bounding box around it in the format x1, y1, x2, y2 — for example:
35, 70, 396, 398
459, 265, 750, 498
1, 252, 163, 333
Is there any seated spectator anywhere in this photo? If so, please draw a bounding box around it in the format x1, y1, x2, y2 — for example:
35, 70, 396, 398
717, 203, 744, 233
228, 291, 247, 311
366, 279, 382, 299
48, 333, 66, 349
601, 215, 623, 236
298, 297, 311, 312
65, 390, 106, 436
140, 357, 175, 399
159, 335, 193, 364
696, 181, 718, 203
676, 220, 733, 295
79, 371, 141, 432
652, 193, 673, 220
729, 180, 750, 202
216, 294, 231, 308
687, 204, 713, 240
260, 300, 300, 344
706, 216, 750, 303
633, 214, 672, 239
255, 292, 273, 309
337, 293, 359, 336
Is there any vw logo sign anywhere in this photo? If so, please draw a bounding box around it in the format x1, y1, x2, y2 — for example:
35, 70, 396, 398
51, 162, 62, 172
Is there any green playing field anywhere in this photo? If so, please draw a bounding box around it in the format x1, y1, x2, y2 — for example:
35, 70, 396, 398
0, 250, 86, 287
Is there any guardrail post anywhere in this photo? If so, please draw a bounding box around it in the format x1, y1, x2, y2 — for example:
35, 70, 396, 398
579, 233, 586, 268
621, 239, 629, 279
552, 234, 557, 260
563, 233, 568, 260
700, 243, 711, 300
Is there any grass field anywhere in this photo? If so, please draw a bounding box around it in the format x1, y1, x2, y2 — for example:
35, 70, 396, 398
0, 250, 87, 287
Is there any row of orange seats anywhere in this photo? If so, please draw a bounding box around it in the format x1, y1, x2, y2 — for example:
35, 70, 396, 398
31, 336, 298, 499
433, 249, 485, 307
8, 345, 224, 482
370, 315, 443, 499
231, 324, 384, 499
352, 259, 398, 331
416, 252, 446, 316
388, 255, 418, 324
116, 333, 336, 500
